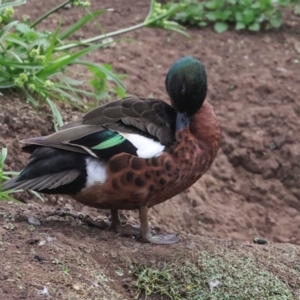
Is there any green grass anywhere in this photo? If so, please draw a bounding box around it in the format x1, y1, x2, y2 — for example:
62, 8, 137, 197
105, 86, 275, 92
163, 0, 300, 33
133, 250, 293, 300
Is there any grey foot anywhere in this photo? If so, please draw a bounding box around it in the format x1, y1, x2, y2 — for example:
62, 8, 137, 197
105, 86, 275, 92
144, 233, 180, 245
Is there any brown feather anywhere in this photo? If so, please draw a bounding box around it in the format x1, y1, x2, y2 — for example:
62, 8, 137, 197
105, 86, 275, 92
59, 97, 176, 146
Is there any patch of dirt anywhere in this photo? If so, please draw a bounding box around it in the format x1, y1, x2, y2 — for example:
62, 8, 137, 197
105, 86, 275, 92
0, 202, 299, 299
1, 0, 300, 297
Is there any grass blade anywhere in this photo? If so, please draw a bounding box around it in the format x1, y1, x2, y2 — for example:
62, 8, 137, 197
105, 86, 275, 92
31, 0, 70, 28
76, 59, 126, 90
44, 22, 61, 64
46, 97, 64, 130
0, 21, 19, 43
0, 0, 26, 10
38, 44, 101, 78
4, 36, 29, 49
29, 190, 44, 202
0, 58, 42, 69
59, 9, 106, 41
0, 81, 14, 89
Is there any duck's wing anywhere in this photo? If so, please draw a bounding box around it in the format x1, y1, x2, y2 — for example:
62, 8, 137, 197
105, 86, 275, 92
61, 97, 176, 145
21, 97, 176, 160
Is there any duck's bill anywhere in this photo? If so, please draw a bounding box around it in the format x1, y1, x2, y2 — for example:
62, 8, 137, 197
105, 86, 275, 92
176, 112, 190, 131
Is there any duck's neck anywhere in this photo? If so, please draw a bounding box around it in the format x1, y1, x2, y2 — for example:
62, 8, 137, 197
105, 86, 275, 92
189, 101, 220, 160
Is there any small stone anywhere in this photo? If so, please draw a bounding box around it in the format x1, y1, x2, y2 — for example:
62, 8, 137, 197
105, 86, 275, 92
39, 286, 50, 297
28, 216, 41, 226
253, 237, 268, 245
27, 238, 40, 245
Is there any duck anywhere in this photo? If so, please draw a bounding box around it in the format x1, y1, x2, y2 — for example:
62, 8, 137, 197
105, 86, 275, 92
2, 56, 221, 244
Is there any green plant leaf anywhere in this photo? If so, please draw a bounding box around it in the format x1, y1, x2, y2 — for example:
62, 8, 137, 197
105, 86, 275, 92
205, 0, 223, 10
0, 0, 26, 10
269, 10, 282, 28
38, 44, 101, 78
76, 59, 126, 90
214, 22, 228, 33
205, 11, 218, 21
46, 97, 64, 131
43, 23, 61, 65
236, 22, 246, 30
248, 22, 260, 31
0, 21, 19, 43
243, 9, 255, 24
0, 81, 14, 89
4, 35, 29, 49
0, 58, 42, 69
59, 10, 106, 41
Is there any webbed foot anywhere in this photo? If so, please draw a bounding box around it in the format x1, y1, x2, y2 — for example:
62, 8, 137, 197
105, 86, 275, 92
145, 233, 179, 245
138, 206, 180, 245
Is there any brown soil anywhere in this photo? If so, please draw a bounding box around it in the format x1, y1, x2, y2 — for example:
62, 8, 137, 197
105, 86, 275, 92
1, 0, 300, 298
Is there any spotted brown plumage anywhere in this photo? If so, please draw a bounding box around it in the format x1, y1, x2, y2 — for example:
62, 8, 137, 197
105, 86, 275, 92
2, 56, 221, 244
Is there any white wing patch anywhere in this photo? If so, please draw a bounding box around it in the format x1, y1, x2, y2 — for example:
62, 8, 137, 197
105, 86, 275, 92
120, 133, 165, 158
85, 157, 107, 187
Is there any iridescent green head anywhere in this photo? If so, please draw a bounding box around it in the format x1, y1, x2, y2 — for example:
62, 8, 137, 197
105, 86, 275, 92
165, 56, 207, 117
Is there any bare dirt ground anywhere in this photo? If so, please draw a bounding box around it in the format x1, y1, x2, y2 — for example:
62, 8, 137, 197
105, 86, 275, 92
0, 0, 300, 299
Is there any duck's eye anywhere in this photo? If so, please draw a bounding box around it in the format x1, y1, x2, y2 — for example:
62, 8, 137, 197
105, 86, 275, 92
180, 84, 186, 96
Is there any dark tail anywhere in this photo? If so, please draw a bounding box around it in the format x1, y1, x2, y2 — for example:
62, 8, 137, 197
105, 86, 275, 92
1, 147, 88, 195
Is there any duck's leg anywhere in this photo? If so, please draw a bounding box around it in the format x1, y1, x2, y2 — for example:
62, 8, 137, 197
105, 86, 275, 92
110, 209, 140, 237
139, 206, 179, 244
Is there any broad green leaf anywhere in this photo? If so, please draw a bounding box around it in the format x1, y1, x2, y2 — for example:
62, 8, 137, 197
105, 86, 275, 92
236, 22, 246, 30
248, 22, 260, 31
15, 23, 31, 34
235, 11, 243, 22
205, 0, 223, 10
198, 21, 207, 27
214, 22, 228, 33
205, 11, 218, 21
269, 10, 282, 28
243, 9, 255, 24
